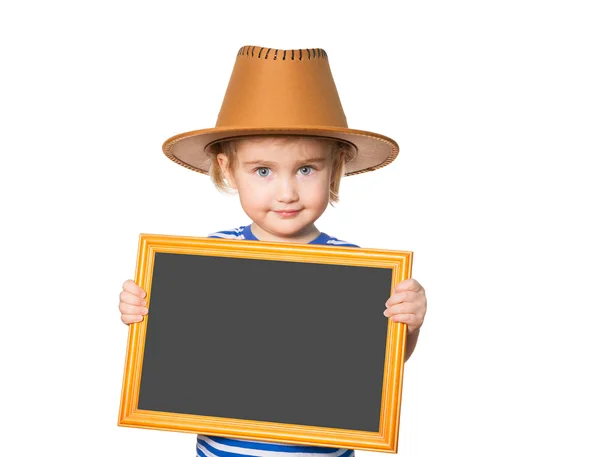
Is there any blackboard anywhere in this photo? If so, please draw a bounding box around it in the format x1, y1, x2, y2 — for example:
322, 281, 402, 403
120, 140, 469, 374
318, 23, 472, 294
118, 234, 412, 453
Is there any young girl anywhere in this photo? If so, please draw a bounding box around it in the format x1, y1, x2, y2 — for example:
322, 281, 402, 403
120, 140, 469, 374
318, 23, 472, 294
118, 46, 427, 457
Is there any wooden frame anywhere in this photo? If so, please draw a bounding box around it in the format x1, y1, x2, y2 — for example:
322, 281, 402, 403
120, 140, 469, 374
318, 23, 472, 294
118, 233, 413, 453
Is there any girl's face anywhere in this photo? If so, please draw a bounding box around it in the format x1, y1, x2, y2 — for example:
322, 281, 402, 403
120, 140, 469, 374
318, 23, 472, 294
217, 137, 334, 243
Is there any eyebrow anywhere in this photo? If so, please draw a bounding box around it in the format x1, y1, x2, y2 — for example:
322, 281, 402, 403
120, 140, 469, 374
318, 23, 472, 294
242, 157, 327, 166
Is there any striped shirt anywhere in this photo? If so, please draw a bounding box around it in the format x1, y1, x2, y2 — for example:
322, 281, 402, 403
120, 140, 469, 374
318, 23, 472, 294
207, 224, 359, 248
197, 224, 358, 457
196, 436, 355, 457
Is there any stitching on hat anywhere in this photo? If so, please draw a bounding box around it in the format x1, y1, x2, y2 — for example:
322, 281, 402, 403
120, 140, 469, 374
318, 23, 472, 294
237, 46, 328, 61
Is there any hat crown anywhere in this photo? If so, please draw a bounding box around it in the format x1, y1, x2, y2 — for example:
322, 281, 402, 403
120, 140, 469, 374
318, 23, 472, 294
162, 45, 399, 177
216, 46, 348, 129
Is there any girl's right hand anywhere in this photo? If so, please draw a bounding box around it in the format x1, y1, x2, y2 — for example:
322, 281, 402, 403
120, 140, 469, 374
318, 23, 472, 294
119, 279, 148, 324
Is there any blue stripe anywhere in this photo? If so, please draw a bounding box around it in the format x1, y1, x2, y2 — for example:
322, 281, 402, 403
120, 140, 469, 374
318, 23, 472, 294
198, 436, 344, 455
209, 231, 242, 236
210, 435, 342, 453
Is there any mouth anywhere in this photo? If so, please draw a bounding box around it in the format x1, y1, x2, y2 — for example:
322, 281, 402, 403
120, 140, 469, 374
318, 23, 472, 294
274, 209, 301, 217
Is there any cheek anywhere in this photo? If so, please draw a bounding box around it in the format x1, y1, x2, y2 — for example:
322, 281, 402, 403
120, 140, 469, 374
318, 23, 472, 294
303, 174, 330, 200
237, 177, 269, 208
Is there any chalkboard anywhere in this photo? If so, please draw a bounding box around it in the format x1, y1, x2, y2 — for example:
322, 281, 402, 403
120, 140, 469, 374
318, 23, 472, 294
118, 234, 412, 453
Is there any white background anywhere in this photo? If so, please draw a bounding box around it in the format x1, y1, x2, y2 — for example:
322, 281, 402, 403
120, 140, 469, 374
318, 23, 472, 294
1, 1, 599, 456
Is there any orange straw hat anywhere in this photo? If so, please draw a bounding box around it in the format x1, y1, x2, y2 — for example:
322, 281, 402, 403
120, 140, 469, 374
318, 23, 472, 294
162, 45, 399, 176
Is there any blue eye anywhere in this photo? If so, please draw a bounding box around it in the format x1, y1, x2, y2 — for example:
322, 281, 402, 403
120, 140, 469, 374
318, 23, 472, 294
299, 166, 313, 175
256, 167, 271, 177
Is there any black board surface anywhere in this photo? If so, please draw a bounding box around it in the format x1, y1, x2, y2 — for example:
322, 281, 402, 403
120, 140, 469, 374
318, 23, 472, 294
138, 252, 393, 432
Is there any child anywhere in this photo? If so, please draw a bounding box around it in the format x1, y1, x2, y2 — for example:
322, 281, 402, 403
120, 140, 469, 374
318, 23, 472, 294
118, 46, 427, 457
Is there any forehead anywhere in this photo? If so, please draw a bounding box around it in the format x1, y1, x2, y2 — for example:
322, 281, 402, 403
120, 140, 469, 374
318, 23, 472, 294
234, 136, 333, 162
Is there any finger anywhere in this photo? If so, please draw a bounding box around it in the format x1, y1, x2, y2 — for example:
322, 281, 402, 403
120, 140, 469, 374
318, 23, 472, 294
384, 302, 420, 316
123, 279, 147, 299
394, 279, 422, 293
119, 302, 149, 316
119, 290, 146, 306
387, 313, 416, 325
385, 291, 418, 307
121, 314, 145, 325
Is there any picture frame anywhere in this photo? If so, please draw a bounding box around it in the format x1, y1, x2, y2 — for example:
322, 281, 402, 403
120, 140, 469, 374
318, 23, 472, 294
118, 233, 413, 452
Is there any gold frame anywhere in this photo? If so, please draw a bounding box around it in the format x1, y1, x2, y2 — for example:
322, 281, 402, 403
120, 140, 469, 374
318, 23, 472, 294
118, 233, 413, 453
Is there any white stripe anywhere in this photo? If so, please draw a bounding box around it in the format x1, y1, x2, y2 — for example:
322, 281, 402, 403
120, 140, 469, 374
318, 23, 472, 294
208, 232, 244, 239
325, 239, 354, 245
209, 226, 245, 239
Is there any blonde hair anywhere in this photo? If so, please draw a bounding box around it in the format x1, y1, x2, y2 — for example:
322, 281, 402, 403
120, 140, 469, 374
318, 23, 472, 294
207, 136, 357, 205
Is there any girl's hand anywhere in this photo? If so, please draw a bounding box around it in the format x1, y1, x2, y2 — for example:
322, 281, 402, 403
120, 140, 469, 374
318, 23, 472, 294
383, 278, 427, 334
118, 279, 148, 324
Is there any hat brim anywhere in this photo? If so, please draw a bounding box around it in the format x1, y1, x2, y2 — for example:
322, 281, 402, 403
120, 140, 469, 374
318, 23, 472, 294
162, 126, 399, 176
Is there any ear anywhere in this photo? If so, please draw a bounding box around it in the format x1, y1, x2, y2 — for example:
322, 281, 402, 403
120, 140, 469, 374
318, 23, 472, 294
217, 153, 237, 189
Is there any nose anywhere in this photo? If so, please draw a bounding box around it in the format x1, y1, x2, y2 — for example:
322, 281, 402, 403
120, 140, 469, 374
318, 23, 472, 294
276, 176, 299, 203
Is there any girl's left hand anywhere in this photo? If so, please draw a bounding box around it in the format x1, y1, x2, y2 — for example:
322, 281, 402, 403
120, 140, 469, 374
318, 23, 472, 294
383, 278, 427, 334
